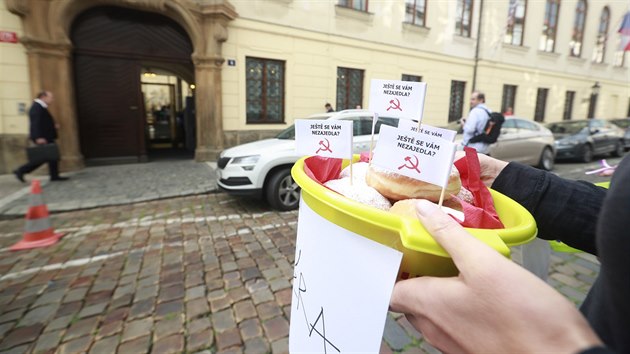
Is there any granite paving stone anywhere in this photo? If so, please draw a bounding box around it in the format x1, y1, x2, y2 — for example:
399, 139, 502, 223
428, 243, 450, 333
0, 323, 44, 350
153, 318, 183, 342
122, 317, 153, 342
33, 330, 64, 353
117, 334, 151, 354
212, 308, 236, 333
270, 337, 289, 354
64, 316, 100, 341
88, 334, 120, 354
19, 304, 59, 326
215, 327, 242, 351
187, 317, 212, 334
261, 316, 289, 342
238, 319, 263, 341
151, 333, 184, 354
58, 335, 93, 354
243, 337, 269, 354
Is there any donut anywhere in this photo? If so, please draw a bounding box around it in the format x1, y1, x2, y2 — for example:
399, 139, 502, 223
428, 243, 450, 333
324, 177, 391, 211
339, 162, 370, 185
366, 164, 462, 202
390, 199, 465, 222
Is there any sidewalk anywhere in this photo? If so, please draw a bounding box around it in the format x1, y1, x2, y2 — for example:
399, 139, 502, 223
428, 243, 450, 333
0, 159, 218, 218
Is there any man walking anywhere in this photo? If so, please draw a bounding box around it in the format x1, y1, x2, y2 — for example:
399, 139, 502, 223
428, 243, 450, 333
13, 91, 69, 182
461, 90, 491, 154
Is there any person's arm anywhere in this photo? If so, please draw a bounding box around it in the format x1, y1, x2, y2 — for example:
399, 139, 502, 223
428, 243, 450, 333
492, 162, 605, 254
389, 200, 604, 353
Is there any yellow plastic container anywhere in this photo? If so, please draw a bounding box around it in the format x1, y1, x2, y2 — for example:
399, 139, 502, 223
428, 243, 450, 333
292, 156, 538, 278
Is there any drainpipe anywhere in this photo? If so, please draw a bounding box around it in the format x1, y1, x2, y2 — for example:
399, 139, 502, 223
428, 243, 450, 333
472, 0, 484, 91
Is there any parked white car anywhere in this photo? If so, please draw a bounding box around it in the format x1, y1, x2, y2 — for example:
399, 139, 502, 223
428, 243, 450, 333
216, 110, 399, 210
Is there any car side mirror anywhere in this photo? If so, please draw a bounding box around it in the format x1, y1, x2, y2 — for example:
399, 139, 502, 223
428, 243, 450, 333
590, 128, 600, 135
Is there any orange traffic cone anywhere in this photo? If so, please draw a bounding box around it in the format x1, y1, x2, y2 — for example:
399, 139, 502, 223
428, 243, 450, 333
10, 180, 64, 251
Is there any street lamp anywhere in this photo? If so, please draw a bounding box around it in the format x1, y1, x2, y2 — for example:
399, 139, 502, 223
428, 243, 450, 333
592, 82, 601, 95
588, 82, 601, 119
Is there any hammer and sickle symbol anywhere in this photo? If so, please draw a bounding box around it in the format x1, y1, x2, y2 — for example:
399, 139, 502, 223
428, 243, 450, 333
387, 98, 402, 111
315, 138, 333, 154
397, 155, 421, 174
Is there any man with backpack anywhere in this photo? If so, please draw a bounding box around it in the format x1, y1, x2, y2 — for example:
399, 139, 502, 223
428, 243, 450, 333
462, 90, 504, 154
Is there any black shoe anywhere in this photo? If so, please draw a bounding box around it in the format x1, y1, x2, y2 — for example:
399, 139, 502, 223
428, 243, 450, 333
50, 176, 69, 182
13, 170, 25, 183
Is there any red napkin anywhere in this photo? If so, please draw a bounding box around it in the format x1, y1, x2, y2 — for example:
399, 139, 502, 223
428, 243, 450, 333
303, 148, 504, 229
453, 147, 504, 229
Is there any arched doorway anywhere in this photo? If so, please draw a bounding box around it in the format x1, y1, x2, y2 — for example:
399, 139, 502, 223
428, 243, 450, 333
71, 6, 195, 164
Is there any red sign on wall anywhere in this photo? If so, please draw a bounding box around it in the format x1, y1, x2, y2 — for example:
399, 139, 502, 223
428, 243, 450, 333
0, 31, 18, 43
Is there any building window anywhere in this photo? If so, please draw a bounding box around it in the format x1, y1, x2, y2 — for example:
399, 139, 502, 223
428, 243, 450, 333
455, 0, 473, 37
338, 0, 368, 12
563, 91, 575, 120
405, 0, 426, 27
448, 80, 466, 122
246, 57, 285, 124
569, 0, 587, 57
539, 0, 560, 52
504, 0, 527, 46
592, 6, 610, 63
534, 88, 549, 122
336, 67, 364, 111
614, 12, 630, 67
501, 85, 517, 114
401, 74, 422, 82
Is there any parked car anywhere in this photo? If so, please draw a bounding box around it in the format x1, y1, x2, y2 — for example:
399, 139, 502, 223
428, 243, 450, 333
546, 119, 625, 162
216, 110, 399, 211
608, 118, 630, 150
448, 116, 557, 171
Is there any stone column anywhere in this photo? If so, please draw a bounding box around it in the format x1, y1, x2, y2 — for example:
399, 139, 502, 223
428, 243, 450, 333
193, 55, 225, 161
20, 37, 85, 171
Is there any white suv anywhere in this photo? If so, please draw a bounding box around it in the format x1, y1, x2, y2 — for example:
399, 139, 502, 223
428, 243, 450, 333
216, 110, 399, 210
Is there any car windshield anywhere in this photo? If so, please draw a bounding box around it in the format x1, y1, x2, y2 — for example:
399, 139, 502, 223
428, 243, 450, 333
276, 124, 296, 139
546, 121, 589, 134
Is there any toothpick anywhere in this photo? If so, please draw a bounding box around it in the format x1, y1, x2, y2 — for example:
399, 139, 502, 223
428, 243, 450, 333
368, 112, 378, 167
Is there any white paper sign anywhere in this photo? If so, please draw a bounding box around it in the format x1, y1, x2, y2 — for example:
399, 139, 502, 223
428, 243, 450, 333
368, 79, 427, 121
295, 119, 353, 159
372, 125, 457, 188
397, 119, 458, 142
289, 199, 403, 353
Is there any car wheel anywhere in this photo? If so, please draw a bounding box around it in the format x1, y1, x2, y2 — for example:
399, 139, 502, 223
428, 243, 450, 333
266, 168, 300, 211
581, 144, 593, 163
537, 147, 555, 171
612, 140, 624, 157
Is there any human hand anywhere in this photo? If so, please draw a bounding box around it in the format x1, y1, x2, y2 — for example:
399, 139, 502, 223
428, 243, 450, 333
35, 138, 47, 144
389, 200, 601, 354
455, 150, 508, 187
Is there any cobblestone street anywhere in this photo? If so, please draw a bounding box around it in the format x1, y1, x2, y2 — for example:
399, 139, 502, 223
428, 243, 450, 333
0, 192, 600, 353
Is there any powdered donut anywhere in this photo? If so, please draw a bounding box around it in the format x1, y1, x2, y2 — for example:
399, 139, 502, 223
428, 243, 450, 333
456, 187, 474, 204
366, 164, 462, 202
390, 199, 465, 222
339, 162, 370, 185
324, 177, 391, 211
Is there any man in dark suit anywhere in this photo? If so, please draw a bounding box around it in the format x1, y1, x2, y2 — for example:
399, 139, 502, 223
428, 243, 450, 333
13, 91, 69, 182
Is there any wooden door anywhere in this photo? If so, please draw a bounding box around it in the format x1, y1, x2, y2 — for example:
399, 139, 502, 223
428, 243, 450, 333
74, 55, 144, 159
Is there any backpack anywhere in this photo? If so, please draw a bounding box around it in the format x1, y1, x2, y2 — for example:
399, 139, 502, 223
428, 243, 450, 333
468, 109, 505, 144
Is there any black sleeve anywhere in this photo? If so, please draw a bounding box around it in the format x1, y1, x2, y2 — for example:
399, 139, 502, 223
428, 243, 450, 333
491, 162, 606, 255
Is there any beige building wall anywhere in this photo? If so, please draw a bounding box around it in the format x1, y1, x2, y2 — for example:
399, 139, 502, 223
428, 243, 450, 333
0, 1, 31, 172
1, 0, 629, 169
225, 0, 629, 130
